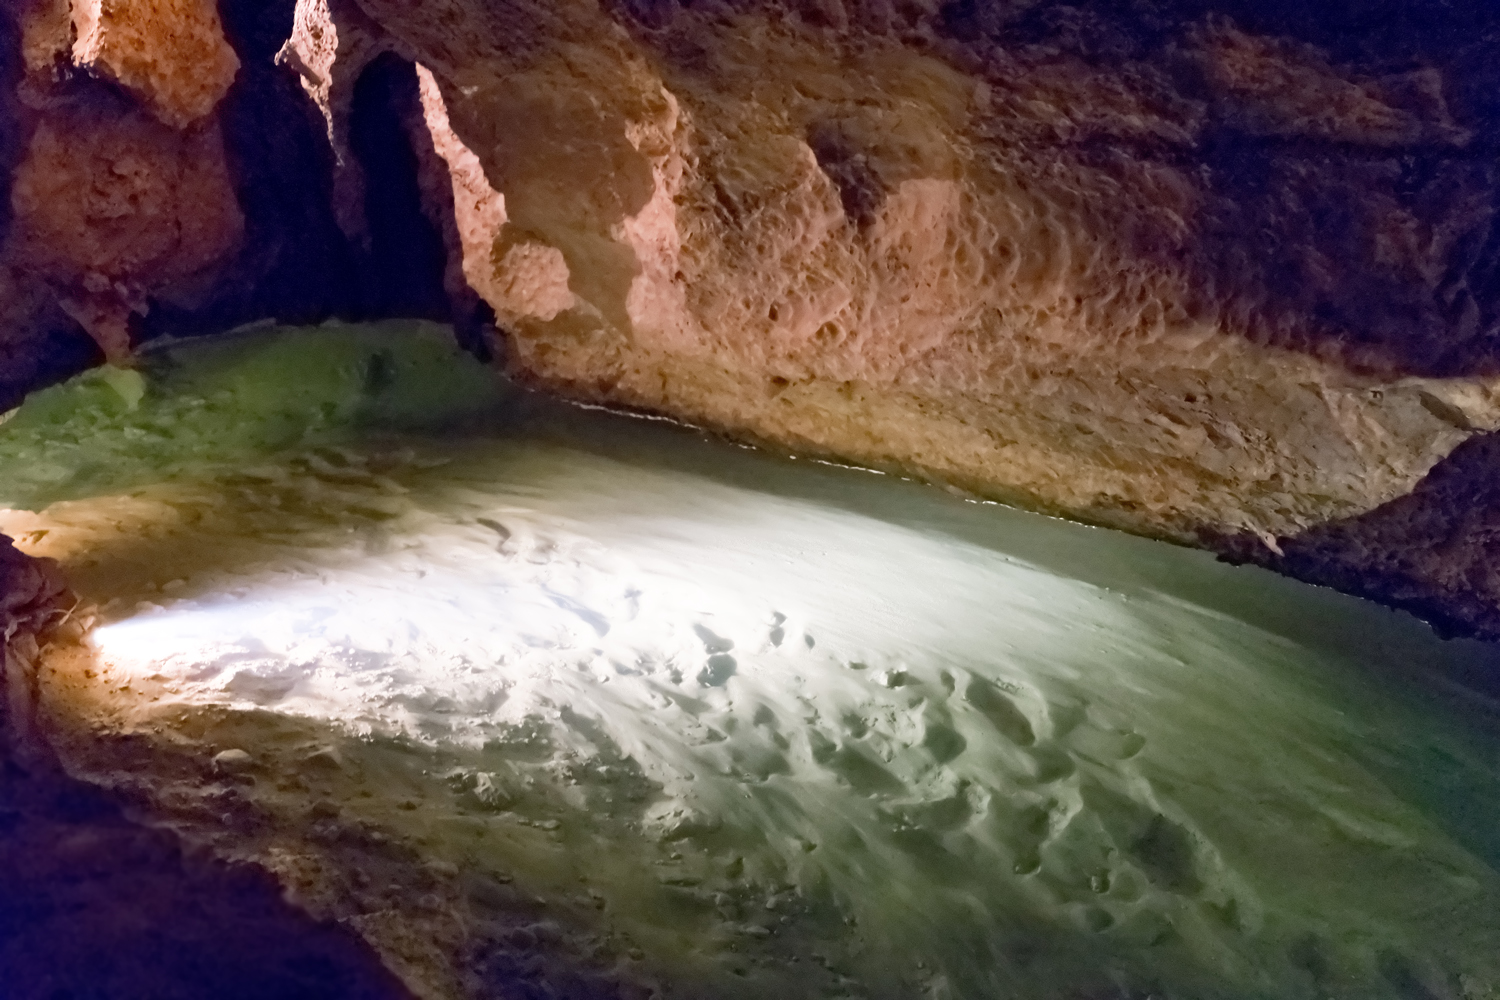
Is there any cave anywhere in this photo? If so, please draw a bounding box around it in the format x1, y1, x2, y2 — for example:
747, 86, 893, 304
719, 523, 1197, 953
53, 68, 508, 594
2, 2, 1500, 999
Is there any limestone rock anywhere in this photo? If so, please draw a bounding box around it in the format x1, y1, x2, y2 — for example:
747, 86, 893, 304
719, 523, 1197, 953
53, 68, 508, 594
1, 0, 245, 364
1, 532, 70, 758
7, 103, 244, 361
70, 0, 241, 128
17, 0, 72, 77
1233, 434, 1500, 643
326, 0, 1500, 548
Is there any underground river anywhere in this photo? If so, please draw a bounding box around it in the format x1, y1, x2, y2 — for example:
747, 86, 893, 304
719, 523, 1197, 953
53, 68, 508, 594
2, 322, 1499, 999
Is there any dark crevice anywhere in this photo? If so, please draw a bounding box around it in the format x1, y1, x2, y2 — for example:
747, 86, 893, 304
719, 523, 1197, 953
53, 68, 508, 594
140, 2, 455, 344
348, 53, 452, 323
455, 297, 499, 364
0, 325, 106, 415
139, 0, 360, 341
807, 122, 886, 231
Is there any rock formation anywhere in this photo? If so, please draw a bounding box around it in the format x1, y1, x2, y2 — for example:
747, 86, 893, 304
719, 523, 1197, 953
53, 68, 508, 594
4, 0, 244, 364
1, 533, 68, 760
4, 0, 1500, 636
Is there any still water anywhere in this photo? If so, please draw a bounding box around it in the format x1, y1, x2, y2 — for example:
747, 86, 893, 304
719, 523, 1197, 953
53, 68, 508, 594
3, 322, 1498, 999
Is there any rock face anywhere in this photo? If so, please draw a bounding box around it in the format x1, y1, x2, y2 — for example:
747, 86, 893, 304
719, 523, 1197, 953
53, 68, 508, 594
4, 0, 245, 363
9, 103, 244, 361
1227, 434, 1500, 643
0, 533, 68, 758
4, 0, 1500, 634
68, 0, 240, 127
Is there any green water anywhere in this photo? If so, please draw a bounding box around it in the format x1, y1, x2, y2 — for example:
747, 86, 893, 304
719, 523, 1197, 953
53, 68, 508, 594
3, 322, 1499, 1000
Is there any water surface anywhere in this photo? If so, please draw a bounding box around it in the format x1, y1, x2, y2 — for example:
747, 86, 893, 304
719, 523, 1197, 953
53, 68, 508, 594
4, 322, 1498, 999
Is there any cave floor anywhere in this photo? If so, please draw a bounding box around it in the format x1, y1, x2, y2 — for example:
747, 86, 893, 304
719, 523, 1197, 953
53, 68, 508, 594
0, 751, 412, 1000
3, 323, 1500, 1000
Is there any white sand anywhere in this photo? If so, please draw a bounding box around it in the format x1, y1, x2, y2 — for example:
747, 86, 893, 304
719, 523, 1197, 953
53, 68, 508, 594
5, 322, 1499, 999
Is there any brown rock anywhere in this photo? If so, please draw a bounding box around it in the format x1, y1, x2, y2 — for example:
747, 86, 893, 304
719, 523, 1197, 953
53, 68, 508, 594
1193, 24, 1469, 146
1, 531, 70, 757
8, 102, 244, 361
324, 0, 1500, 547
70, 0, 241, 127
1256, 433, 1500, 644
2, 0, 246, 366
17, 0, 72, 78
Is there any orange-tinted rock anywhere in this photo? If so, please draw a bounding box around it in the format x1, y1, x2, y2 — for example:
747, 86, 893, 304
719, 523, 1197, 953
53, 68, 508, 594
70, 0, 241, 127
8, 104, 244, 361
17, 0, 72, 77
2, 0, 245, 365
320, 0, 1500, 548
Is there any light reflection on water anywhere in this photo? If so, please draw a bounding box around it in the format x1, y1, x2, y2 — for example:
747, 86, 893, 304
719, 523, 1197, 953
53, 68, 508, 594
5, 322, 1500, 999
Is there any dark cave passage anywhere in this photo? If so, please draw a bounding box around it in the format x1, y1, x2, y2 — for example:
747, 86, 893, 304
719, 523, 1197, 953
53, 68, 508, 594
348, 53, 453, 325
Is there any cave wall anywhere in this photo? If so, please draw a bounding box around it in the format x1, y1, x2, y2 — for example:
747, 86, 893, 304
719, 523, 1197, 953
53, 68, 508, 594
0, 534, 67, 761
3, 0, 245, 366
0, 0, 473, 403
3, 0, 1500, 637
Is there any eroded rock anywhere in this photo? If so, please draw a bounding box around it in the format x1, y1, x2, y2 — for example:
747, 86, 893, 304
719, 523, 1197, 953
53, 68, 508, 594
1226, 433, 1500, 645
2, 0, 245, 363
69, 0, 241, 127
323, 0, 1500, 551
5, 0, 1500, 632
8, 103, 244, 361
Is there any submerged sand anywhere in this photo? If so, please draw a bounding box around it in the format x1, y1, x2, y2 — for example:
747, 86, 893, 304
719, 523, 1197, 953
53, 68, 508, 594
4, 322, 1499, 999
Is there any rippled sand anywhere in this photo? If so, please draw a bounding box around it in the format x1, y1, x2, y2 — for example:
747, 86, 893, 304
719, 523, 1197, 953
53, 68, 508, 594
5, 323, 1500, 999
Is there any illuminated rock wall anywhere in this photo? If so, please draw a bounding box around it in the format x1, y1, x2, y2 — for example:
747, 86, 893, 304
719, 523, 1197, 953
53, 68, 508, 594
4, 0, 1500, 636
3, 0, 244, 363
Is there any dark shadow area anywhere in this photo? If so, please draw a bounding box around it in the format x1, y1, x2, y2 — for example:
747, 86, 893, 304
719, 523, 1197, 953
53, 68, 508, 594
348, 54, 453, 322
140, 0, 366, 337
0, 753, 416, 1000
0, 2, 22, 247
0, 323, 106, 416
